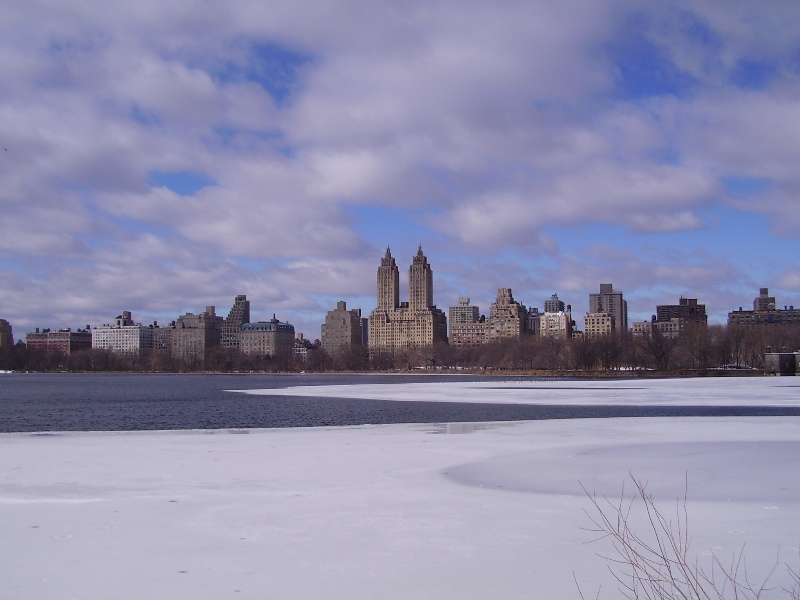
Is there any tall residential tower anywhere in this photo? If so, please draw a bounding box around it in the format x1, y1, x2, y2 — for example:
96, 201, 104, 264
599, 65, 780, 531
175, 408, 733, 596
368, 247, 447, 356
589, 283, 628, 334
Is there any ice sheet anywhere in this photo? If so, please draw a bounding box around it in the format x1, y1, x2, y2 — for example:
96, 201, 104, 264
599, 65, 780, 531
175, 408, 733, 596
235, 376, 800, 406
1, 410, 799, 599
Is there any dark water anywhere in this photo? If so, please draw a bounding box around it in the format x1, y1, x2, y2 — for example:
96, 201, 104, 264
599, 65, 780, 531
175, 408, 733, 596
1, 373, 798, 433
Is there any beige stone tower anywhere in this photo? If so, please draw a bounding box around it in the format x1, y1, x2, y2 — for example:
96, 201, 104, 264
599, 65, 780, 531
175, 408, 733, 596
368, 247, 447, 357
377, 247, 399, 310
409, 245, 433, 311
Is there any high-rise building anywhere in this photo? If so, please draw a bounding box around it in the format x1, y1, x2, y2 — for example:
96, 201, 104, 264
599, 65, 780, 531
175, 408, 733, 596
409, 248, 434, 311
589, 284, 628, 333
368, 247, 448, 356
449, 298, 485, 347
152, 324, 174, 357
0, 319, 13, 348
172, 306, 223, 363
376, 247, 400, 311
222, 295, 250, 348
321, 301, 364, 356
754, 288, 776, 311
449, 298, 480, 327
92, 311, 155, 357
655, 297, 707, 329
527, 307, 541, 336
487, 288, 527, 341
544, 294, 565, 314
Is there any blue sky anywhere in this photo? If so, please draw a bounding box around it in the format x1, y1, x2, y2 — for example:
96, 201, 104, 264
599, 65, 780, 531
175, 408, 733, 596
1, 0, 799, 337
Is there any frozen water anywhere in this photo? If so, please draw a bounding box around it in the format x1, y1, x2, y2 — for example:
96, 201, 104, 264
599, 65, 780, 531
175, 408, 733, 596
236, 376, 800, 406
1, 378, 799, 599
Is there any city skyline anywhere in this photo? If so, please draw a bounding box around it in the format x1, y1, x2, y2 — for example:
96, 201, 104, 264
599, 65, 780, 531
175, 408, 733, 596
5, 252, 795, 343
2, 2, 800, 336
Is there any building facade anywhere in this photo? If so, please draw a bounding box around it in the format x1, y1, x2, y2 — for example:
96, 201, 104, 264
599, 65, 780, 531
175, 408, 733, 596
26, 328, 92, 354
448, 298, 484, 346
632, 318, 682, 338
487, 288, 528, 341
754, 288, 776, 311
368, 247, 448, 356
583, 312, 613, 339
172, 307, 224, 363
589, 284, 628, 333
656, 297, 707, 327
0, 319, 12, 348
222, 295, 250, 349
527, 308, 541, 336
728, 288, 800, 326
152, 324, 175, 357
240, 317, 295, 357
449, 298, 480, 328
321, 301, 364, 356
449, 320, 487, 347
544, 294, 565, 314
539, 311, 573, 339
92, 311, 155, 357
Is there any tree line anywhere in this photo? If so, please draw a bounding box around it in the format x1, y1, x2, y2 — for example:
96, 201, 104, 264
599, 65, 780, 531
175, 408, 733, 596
1, 323, 798, 373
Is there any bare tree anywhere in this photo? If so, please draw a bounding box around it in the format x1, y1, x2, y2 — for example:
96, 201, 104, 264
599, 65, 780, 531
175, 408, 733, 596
639, 328, 679, 371
579, 475, 799, 600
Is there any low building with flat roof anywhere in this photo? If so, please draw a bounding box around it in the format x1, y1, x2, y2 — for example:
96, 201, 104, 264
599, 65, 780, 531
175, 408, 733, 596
728, 288, 800, 326
26, 328, 92, 354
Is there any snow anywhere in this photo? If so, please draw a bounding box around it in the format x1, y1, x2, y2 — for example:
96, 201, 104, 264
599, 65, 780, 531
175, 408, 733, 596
235, 376, 800, 406
1, 378, 799, 599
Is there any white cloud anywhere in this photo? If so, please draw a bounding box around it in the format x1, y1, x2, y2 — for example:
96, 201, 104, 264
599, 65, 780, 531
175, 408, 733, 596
1, 0, 799, 333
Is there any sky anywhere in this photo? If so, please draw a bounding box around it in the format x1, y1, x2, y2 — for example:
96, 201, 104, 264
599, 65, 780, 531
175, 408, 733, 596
2, 0, 800, 338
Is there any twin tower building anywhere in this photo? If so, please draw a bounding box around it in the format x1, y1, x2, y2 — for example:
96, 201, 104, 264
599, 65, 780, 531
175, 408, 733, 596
367, 246, 448, 355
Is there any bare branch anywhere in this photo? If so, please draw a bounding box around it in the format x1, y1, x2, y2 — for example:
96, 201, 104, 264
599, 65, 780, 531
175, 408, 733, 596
579, 473, 796, 600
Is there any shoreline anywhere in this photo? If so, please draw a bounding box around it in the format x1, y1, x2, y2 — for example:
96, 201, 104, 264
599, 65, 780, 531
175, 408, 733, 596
1, 368, 767, 377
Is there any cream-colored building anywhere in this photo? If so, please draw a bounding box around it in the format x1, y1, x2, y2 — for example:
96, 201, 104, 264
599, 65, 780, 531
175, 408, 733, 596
92, 311, 155, 357
583, 312, 613, 339
632, 318, 681, 338
368, 247, 447, 356
540, 311, 573, 339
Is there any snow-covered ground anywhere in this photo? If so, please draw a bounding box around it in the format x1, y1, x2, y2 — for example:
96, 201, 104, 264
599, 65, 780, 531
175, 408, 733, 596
1, 378, 799, 599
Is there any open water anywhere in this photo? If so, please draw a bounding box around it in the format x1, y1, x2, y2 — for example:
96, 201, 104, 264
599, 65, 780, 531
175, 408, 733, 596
1, 372, 798, 433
